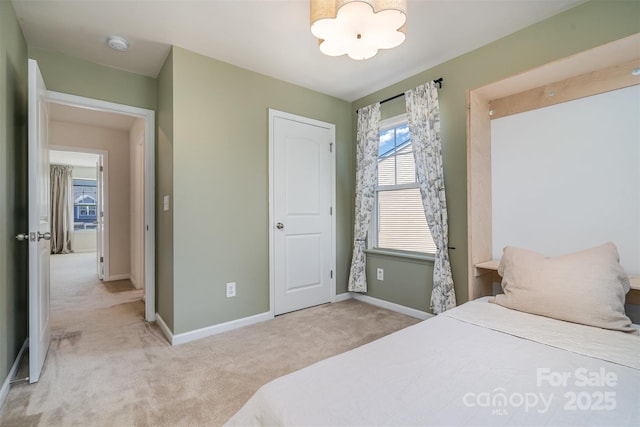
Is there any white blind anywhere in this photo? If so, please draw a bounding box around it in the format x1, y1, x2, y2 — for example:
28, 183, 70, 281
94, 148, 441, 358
377, 188, 436, 253
374, 119, 435, 255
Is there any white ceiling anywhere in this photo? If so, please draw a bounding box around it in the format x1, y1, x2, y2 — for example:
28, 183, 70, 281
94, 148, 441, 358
12, 0, 585, 102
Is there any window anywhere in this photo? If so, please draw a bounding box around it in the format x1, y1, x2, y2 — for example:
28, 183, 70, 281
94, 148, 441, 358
371, 116, 436, 254
73, 178, 97, 230
79, 206, 97, 217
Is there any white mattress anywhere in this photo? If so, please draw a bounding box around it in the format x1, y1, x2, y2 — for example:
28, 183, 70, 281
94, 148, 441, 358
225, 299, 640, 426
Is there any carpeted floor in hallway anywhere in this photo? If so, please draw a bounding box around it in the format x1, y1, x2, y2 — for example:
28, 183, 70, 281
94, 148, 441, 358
0, 252, 420, 427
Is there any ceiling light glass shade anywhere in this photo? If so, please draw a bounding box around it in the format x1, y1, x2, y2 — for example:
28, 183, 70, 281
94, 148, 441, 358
310, 0, 407, 60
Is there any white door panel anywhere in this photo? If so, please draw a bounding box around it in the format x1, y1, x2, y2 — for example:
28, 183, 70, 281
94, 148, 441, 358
285, 139, 321, 214
285, 234, 322, 291
28, 59, 51, 383
271, 111, 335, 315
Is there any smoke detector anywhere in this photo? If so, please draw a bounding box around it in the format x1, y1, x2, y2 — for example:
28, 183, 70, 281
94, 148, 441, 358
106, 36, 130, 52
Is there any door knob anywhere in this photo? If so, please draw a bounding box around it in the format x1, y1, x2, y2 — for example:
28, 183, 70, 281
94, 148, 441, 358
276, 222, 284, 230
15, 232, 50, 241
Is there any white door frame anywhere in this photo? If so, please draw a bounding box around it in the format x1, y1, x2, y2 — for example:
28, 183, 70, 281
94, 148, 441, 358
96, 154, 105, 280
46, 91, 156, 322
268, 109, 336, 316
48, 147, 108, 278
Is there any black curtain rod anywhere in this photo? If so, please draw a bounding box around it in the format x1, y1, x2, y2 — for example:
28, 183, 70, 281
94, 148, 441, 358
357, 78, 444, 112
380, 78, 444, 105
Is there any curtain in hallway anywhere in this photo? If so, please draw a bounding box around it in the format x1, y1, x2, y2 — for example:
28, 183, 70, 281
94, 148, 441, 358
50, 164, 74, 254
348, 103, 380, 293
405, 82, 456, 314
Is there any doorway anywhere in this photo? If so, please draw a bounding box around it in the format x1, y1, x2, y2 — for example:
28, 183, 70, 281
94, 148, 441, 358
49, 150, 103, 272
45, 92, 155, 322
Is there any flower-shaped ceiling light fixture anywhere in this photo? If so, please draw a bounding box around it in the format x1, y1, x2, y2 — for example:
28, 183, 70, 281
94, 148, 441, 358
310, 0, 407, 60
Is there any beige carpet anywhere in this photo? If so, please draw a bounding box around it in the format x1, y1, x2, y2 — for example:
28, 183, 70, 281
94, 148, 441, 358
47, 252, 143, 314
0, 252, 419, 426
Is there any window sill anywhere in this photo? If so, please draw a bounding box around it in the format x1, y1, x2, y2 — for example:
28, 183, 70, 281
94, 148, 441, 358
365, 248, 435, 263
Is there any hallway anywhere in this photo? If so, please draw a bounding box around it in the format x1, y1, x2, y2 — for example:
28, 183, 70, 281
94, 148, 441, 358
50, 252, 143, 319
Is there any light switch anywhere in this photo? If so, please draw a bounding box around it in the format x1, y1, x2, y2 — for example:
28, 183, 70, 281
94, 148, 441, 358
163, 195, 170, 211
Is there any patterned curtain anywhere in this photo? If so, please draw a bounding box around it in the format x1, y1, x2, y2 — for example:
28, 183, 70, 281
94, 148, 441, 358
405, 82, 456, 313
348, 103, 381, 292
50, 164, 74, 254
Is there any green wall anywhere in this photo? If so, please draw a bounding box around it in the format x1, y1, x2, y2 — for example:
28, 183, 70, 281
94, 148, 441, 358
167, 46, 353, 334
156, 49, 174, 330
28, 47, 157, 111
0, 0, 28, 388
354, 0, 640, 312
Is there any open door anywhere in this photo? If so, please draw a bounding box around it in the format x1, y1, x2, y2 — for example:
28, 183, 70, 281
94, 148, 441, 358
27, 59, 52, 383
96, 156, 105, 279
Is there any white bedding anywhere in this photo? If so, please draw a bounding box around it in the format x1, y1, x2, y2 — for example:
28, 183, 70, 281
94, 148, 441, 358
225, 299, 640, 426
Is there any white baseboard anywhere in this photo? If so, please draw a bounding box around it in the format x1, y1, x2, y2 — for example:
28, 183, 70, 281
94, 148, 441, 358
129, 276, 143, 290
153, 294, 427, 346
155, 313, 173, 344
156, 311, 274, 346
0, 339, 28, 410
351, 293, 432, 320
334, 292, 353, 302
105, 274, 130, 282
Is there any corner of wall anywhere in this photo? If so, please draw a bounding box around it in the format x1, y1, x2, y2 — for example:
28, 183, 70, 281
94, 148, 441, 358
155, 47, 175, 332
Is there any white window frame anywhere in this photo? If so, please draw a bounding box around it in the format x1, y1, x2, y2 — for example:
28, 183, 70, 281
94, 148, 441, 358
368, 114, 435, 258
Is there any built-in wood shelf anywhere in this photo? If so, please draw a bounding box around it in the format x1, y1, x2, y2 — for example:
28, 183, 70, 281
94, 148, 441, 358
475, 259, 500, 271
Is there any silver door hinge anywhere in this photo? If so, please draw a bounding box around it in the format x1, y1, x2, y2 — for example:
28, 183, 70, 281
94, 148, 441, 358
329, 143, 333, 152
330, 206, 333, 215
330, 270, 333, 279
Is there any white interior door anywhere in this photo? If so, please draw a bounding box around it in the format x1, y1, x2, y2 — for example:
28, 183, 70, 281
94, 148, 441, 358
96, 157, 105, 279
271, 110, 335, 315
27, 59, 51, 383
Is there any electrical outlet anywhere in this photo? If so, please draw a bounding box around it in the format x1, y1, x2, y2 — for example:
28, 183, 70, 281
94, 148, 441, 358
226, 282, 236, 298
377, 268, 384, 281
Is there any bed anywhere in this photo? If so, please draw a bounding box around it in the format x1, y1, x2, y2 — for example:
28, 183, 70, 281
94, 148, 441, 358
226, 244, 640, 426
